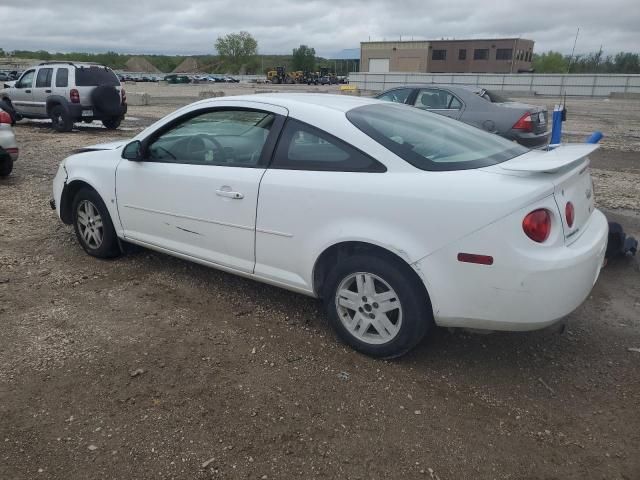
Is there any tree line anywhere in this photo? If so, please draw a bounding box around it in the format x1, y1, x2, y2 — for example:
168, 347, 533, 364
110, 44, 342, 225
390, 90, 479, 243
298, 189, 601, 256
533, 50, 640, 74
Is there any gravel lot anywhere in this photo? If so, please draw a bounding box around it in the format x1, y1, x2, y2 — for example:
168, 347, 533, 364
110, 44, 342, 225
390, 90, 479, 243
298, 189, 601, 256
1, 91, 639, 479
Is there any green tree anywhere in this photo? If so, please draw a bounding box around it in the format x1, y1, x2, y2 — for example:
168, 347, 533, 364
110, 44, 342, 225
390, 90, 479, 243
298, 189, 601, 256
613, 52, 640, 73
292, 45, 316, 72
214, 31, 258, 73
532, 51, 567, 73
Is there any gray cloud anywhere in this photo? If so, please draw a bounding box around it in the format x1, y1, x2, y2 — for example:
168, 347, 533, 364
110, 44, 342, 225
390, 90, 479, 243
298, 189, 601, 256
0, 0, 638, 57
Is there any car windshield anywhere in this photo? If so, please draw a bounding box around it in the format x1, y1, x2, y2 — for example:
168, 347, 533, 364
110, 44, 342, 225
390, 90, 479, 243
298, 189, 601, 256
347, 103, 528, 171
75, 66, 120, 86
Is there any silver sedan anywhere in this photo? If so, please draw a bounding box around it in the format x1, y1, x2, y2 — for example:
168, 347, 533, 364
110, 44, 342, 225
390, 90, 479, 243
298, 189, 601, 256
376, 84, 550, 148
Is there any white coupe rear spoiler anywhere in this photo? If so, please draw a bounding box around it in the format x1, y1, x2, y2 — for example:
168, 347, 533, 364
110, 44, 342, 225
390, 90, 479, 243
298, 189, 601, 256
500, 144, 599, 173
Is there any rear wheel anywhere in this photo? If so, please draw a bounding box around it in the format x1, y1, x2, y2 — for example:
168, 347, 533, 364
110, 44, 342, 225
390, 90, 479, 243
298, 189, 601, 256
72, 188, 121, 258
50, 105, 73, 132
324, 254, 432, 358
102, 117, 121, 130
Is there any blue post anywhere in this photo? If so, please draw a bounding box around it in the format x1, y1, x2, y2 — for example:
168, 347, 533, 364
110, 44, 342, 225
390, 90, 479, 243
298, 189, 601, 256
549, 104, 564, 146
586, 131, 603, 144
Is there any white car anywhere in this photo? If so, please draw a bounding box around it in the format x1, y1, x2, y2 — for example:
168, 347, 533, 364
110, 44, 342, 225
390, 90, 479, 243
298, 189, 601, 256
51, 94, 608, 358
0, 107, 19, 176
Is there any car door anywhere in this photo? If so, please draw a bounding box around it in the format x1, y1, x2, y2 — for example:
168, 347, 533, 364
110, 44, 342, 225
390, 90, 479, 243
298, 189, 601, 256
9, 69, 36, 115
115, 103, 286, 273
413, 88, 464, 120
52, 67, 70, 101
255, 118, 386, 291
32, 67, 54, 116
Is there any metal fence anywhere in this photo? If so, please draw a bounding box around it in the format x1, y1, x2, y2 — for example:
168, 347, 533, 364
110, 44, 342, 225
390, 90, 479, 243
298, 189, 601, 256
348, 72, 640, 97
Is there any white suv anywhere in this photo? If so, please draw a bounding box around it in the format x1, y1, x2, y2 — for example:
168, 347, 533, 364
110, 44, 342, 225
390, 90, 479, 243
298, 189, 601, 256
0, 62, 127, 132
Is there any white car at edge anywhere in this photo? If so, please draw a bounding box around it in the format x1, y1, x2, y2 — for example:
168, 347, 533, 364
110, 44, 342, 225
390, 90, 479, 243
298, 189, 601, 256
51, 93, 608, 358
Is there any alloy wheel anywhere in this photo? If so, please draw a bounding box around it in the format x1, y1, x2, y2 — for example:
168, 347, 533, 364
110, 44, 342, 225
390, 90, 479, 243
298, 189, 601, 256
76, 200, 104, 249
335, 272, 403, 345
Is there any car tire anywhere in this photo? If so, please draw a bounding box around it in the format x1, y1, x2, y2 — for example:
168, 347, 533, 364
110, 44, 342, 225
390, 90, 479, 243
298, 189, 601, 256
102, 117, 121, 130
50, 105, 73, 132
323, 254, 433, 358
71, 187, 121, 259
0, 156, 13, 177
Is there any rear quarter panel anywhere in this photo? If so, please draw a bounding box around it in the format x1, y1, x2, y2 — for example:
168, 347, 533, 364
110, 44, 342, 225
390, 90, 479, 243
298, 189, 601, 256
255, 165, 555, 293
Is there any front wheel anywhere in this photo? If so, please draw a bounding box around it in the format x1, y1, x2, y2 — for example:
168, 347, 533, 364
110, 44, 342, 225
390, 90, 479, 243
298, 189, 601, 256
324, 254, 432, 358
72, 188, 121, 258
102, 117, 121, 130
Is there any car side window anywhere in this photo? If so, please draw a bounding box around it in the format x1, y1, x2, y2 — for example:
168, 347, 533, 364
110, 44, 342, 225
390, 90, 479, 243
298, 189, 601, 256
55, 68, 69, 87
377, 88, 413, 104
271, 119, 386, 172
414, 89, 462, 110
35, 68, 53, 88
16, 70, 35, 88
147, 109, 276, 167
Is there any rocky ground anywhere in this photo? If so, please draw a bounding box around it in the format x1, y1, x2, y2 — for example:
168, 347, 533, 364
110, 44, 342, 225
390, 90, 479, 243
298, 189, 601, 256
1, 95, 639, 480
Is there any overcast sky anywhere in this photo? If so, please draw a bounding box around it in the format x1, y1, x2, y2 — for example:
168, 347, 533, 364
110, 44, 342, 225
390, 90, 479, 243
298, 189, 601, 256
1, 0, 638, 57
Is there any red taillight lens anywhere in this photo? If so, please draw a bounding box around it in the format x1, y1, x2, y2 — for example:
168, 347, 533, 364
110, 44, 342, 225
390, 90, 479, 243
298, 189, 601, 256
512, 113, 533, 132
70, 89, 80, 104
0, 111, 11, 124
523, 209, 551, 243
121, 88, 127, 105
565, 202, 575, 228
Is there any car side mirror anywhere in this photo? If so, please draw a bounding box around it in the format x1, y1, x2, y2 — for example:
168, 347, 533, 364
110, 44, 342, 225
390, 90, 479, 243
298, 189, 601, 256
122, 140, 143, 161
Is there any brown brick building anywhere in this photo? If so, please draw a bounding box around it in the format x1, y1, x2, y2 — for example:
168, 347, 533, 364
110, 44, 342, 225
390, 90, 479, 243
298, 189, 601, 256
360, 38, 534, 73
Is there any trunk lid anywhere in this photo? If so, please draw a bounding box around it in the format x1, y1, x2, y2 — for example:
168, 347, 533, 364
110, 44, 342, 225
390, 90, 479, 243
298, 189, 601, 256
491, 144, 597, 245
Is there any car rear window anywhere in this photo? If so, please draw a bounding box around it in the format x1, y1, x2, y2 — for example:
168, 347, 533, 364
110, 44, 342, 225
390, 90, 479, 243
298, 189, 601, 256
346, 103, 528, 171
74, 66, 120, 87
476, 89, 510, 103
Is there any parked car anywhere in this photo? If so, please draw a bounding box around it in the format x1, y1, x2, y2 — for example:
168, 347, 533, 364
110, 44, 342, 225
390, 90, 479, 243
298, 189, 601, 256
51, 94, 607, 358
0, 107, 19, 176
164, 74, 191, 84
376, 85, 549, 148
0, 72, 10, 82
224, 76, 240, 83
0, 62, 127, 132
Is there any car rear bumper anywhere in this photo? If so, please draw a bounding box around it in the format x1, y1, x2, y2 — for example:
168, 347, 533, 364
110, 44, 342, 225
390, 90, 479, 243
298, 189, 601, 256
69, 103, 127, 120
511, 130, 550, 149
414, 208, 608, 331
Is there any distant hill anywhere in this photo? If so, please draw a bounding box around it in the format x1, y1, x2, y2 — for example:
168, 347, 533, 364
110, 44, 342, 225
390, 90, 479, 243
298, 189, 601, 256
125, 57, 161, 73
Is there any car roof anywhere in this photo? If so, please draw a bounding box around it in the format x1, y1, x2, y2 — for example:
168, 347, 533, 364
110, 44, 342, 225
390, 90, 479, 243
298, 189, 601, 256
198, 93, 380, 113
383, 84, 480, 94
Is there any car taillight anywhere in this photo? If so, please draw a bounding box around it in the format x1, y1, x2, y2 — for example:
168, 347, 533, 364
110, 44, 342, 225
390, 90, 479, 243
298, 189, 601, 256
0, 111, 11, 124
523, 209, 551, 243
565, 202, 575, 228
512, 113, 533, 132
70, 89, 80, 104
121, 88, 127, 105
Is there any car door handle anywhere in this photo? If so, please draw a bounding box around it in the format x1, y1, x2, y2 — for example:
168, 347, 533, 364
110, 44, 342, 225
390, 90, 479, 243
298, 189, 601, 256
25, 89, 31, 93
45, 89, 52, 93
216, 189, 244, 199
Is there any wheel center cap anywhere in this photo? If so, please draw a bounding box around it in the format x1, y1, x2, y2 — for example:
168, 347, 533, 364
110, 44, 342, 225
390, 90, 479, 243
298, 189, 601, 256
364, 304, 373, 312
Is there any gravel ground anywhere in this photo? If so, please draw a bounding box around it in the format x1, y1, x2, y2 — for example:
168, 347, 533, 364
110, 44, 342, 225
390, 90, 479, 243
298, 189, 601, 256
1, 95, 639, 480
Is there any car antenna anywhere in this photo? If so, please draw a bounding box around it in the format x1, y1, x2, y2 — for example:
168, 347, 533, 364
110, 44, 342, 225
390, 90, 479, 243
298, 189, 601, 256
550, 27, 579, 148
